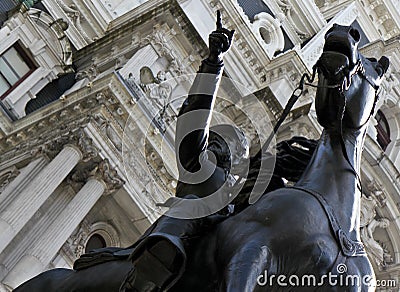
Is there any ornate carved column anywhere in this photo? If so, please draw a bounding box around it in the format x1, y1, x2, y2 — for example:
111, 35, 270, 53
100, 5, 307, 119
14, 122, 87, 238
2, 178, 104, 288
0, 157, 47, 213
0, 145, 82, 255
0, 186, 73, 283
2, 160, 124, 289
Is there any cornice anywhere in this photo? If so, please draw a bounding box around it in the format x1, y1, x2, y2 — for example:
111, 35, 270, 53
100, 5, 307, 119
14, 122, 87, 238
0, 72, 125, 160
73, 0, 175, 63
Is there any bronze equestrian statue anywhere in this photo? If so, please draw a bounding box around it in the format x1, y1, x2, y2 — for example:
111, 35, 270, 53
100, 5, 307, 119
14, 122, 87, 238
13, 12, 389, 292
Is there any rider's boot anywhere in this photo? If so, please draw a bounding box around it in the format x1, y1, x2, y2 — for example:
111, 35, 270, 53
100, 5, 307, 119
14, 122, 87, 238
119, 195, 226, 291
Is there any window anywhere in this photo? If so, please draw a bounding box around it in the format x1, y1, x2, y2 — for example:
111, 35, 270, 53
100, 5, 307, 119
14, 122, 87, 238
0, 43, 36, 99
85, 234, 107, 253
375, 110, 391, 151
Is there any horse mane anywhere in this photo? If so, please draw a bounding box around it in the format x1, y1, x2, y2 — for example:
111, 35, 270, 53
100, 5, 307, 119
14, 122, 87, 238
232, 136, 318, 213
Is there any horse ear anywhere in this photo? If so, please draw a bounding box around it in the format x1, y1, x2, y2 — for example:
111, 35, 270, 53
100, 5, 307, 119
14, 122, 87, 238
377, 56, 389, 77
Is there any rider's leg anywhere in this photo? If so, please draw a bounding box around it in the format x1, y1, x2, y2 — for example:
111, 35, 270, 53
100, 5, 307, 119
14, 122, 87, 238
120, 195, 226, 291
221, 240, 270, 292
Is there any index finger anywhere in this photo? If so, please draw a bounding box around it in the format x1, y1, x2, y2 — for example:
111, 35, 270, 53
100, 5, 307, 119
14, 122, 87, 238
216, 10, 222, 30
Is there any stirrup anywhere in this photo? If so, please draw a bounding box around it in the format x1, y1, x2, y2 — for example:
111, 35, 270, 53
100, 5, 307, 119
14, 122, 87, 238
126, 234, 186, 291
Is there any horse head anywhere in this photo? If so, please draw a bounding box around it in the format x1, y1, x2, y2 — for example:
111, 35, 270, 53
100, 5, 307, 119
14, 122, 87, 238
315, 24, 389, 131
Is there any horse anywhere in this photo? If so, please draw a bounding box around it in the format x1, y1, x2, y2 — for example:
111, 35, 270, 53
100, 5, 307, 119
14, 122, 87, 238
13, 24, 388, 292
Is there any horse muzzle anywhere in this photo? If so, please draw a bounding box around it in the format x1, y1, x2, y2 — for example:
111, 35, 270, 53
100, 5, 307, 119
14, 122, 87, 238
317, 51, 349, 81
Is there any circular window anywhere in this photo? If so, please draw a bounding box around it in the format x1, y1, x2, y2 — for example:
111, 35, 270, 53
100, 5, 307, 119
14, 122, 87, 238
252, 12, 285, 58
85, 234, 107, 253
259, 27, 271, 44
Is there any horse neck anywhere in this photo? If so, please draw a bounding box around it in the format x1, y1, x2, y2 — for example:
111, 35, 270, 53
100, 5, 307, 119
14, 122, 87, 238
295, 126, 367, 239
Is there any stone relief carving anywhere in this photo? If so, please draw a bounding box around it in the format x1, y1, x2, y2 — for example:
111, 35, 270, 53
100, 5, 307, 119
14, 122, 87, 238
76, 63, 98, 81
360, 191, 393, 270
29, 129, 99, 163
135, 24, 196, 78
275, 0, 309, 40
55, 0, 92, 42
76, 131, 99, 162
382, 69, 400, 95
67, 221, 90, 258
68, 158, 124, 195
122, 65, 177, 134
61, 220, 121, 262
94, 159, 125, 195
142, 24, 177, 58
0, 80, 129, 162
30, 135, 71, 159
139, 67, 173, 117
0, 167, 20, 194
28, 9, 73, 68
62, 220, 90, 260
93, 113, 123, 151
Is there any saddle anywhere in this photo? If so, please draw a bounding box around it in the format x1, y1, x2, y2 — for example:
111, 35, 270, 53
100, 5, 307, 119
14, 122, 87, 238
73, 247, 133, 270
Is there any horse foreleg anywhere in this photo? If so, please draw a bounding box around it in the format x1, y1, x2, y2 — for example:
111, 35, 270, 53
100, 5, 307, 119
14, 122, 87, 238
221, 243, 269, 292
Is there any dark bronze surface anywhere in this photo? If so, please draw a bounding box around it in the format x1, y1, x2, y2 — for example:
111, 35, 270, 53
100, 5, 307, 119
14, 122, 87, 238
14, 15, 388, 292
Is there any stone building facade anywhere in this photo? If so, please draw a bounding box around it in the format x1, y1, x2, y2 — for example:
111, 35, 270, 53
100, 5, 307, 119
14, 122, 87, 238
0, 0, 399, 290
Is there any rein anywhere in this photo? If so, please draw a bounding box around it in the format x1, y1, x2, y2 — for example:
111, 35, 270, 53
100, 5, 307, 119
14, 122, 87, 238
261, 65, 318, 153
263, 56, 380, 194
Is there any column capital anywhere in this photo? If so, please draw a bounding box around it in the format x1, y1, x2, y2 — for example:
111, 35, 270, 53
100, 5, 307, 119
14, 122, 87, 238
91, 159, 125, 195
68, 159, 124, 195
30, 129, 99, 162
74, 131, 99, 162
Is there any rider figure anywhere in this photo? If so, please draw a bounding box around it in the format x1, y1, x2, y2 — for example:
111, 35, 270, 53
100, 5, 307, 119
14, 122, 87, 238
120, 11, 249, 291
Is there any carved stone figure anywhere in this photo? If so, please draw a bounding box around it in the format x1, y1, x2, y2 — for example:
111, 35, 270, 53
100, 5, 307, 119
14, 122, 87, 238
139, 67, 173, 117
360, 193, 393, 270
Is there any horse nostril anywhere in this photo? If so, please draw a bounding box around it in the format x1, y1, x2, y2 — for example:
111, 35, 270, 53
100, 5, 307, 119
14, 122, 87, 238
350, 28, 361, 42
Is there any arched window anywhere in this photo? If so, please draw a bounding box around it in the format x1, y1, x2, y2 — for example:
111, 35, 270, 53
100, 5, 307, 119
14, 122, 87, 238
85, 234, 107, 253
375, 110, 391, 151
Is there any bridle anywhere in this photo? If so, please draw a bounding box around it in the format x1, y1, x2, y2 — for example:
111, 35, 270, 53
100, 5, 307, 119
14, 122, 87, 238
263, 53, 382, 193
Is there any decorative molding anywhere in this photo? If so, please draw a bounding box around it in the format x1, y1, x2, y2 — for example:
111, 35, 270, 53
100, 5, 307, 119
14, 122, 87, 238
61, 220, 120, 262
275, 0, 310, 40
252, 12, 285, 59
0, 82, 121, 161
94, 159, 125, 195
27, 9, 73, 70
55, 0, 92, 42
0, 166, 20, 194
92, 113, 123, 152
62, 220, 90, 260
28, 128, 99, 162
76, 131, 99, 162
88, 221, 120, 247
0, 282, 12, 292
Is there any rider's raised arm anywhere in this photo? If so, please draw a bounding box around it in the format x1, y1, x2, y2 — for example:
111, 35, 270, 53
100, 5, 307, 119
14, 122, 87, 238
175, 11, 234, 174
175, 59, 224, 173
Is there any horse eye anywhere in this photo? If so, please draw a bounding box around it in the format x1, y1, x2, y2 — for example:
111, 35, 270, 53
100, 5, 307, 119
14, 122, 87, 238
376, 66, 384, 77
